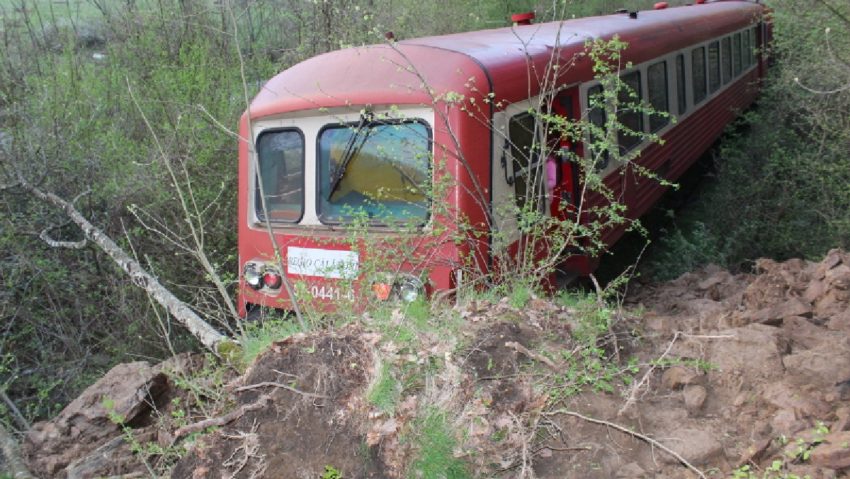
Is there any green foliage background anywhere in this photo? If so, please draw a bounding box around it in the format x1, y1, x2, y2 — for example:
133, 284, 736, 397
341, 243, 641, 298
0, 0, 847, 432
646, 0, 850, 279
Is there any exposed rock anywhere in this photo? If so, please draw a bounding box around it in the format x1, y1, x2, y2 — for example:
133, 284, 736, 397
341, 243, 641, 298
23, 361, 168, 477
833, 408, 850, 433
709, 324, 787, 382
762, 381, 830, 418
782, 343, 850, 388
810, 431, 850, 469
64, 433, 149, 479
827, 310, 850, 332
661, 366, 702, 390
615, 461, 647, 478
783, 316, 840, 351
683, 385, 707, 415
660, 428, 723, 466
771, 409, 809, 436
749, 297, 813, 326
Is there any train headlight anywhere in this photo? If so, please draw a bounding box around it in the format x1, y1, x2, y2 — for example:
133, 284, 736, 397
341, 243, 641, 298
262, 269, 283, 290
394, 275, 425, 303
243, 264, 263, 290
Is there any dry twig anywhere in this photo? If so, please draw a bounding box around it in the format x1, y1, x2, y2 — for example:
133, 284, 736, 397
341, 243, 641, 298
505, 341, 558, 371
172, 394, 272, 442
618, 331, 680, 416
234, 381, 329, 399
547, 409, 707, 479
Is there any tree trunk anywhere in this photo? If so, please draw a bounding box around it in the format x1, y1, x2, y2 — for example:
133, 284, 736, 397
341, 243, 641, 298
0, 424, 35, 479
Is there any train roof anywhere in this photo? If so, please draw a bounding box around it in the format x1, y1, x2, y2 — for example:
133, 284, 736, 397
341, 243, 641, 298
249, 1, 763, 118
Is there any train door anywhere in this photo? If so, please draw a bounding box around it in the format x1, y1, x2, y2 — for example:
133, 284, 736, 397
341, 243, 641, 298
549, 88, 581, 221
490, 87, 581, 263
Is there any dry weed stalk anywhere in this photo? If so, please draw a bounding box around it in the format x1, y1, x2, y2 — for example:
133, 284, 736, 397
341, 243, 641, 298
222, 419, 267, 479
545, 409, 707, 478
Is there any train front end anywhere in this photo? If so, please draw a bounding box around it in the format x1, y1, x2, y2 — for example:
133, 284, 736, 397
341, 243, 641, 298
236, 102, 461, 315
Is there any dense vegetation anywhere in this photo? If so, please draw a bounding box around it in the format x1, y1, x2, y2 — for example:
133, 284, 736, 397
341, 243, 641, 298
0, 0, 847, 439
648, 0, 850, 279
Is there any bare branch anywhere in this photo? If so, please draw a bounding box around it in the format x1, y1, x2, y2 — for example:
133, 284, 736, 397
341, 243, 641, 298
618, 331, 680, 416
14, 171, 229, 353
39, 226, 87, 249
170, 394, 272, 443
546, 408, 707, 479
0, 423, 36, 478
233, 381, 328, 400
0, 390, 30, 432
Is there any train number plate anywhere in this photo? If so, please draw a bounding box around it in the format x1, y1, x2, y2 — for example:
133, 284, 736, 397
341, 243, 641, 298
287, 247, 359, 279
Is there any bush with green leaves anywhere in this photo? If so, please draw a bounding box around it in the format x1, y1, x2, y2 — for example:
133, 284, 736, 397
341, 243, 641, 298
644, 0, 850, 276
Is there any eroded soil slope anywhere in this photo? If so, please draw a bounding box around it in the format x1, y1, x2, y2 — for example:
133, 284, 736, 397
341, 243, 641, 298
21, 250, 850, 478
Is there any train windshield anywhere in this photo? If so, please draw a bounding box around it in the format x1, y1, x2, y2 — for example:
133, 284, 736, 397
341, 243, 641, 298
317, 119, 431, 224
255, 129, 304, 223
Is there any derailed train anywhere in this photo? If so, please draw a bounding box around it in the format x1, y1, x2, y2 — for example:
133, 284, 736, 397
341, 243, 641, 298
237, 1, 771, 315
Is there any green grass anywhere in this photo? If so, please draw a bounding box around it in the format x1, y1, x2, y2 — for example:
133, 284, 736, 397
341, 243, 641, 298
408, 410, 469, 479
367, 363, 401, 414
240, 318, 302, 366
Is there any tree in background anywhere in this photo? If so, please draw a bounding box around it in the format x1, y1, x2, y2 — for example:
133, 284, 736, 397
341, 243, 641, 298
648, 0, 850, 278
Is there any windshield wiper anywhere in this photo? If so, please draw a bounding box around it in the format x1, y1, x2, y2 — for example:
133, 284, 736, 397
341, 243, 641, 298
328, 113, 373, 201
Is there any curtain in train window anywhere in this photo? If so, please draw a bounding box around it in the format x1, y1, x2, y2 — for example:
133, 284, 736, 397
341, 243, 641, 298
255, 129, 304, 223
617, 71, 643, 152
648, 61, 669, 132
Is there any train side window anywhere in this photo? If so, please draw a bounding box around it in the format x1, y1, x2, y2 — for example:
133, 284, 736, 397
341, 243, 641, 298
742, 30, 751, 68
747, 28, 756, 65
587, 85, 609, 171
647, 60, 669, 132
691, 46, 707, 105
708, 41, 721, 92
733, 33, 742, 76
618, 71, 643, 152
722, 36, 732, 84
753, 27, 759, 63
508, 112, 544, 212
676, 54, 687, 115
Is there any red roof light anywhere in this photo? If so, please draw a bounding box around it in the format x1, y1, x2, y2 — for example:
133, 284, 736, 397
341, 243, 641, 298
511, 12, 535, 26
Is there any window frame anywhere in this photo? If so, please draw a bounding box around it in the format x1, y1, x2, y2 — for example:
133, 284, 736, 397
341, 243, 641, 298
721, 36, 733, 84
314, 118, 433, 226
617, 70, 644, 153
675, 54, 687, 116
578, 22, 761, 164
647, 60, 670, 132
254, 127, 306, 224
692, 46, 708, 105
733, 32, 743, 76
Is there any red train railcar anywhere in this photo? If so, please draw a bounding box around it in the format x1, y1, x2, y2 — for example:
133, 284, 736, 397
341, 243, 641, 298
237, 1, 769, 314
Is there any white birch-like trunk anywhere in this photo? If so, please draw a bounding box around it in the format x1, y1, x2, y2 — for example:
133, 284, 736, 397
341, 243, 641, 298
16, 175, 228, 353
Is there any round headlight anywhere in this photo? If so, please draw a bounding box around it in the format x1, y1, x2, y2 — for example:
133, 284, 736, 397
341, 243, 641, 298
394, 275, 424, 303
244, 264, 263, 290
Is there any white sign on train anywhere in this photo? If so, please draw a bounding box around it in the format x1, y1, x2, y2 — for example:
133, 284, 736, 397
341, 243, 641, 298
286, 247, 359, 279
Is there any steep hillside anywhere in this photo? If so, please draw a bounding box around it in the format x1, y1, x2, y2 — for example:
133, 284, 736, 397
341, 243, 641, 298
20, 250, 850, 478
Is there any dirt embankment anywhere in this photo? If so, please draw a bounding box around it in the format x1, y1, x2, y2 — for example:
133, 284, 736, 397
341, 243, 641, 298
19, 250, 850, 478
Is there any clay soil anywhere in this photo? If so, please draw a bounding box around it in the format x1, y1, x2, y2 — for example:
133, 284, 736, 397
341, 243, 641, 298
21, 250, 850, 478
